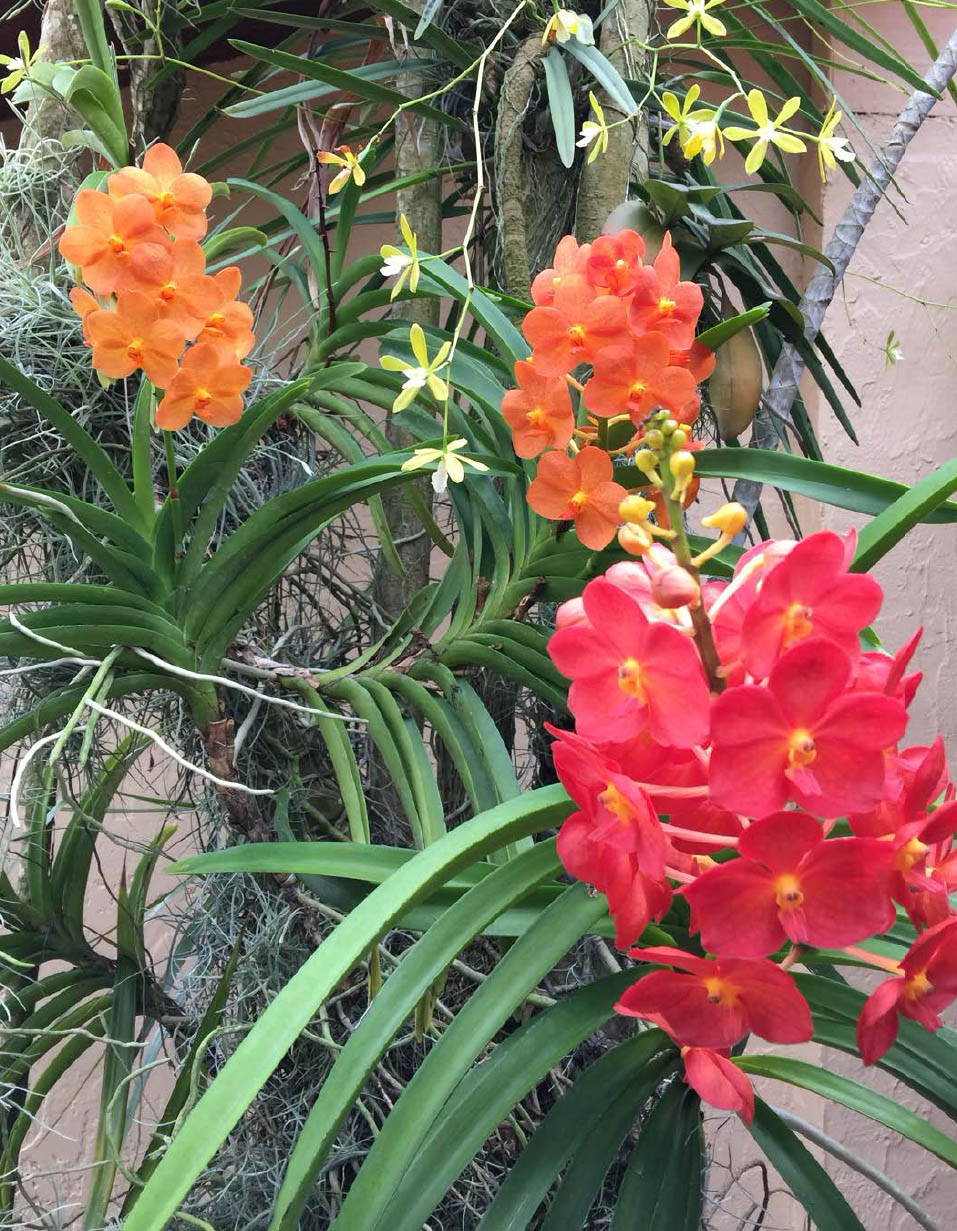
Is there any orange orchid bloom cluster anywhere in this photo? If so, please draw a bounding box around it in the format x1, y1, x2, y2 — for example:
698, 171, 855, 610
59, 144, 255, 431
502, 229, 714, 550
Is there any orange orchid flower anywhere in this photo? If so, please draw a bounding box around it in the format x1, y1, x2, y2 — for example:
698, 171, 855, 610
196, 267, 255, 361
629, 233, 704, 350
145, 241, 220, 337
58, 191, 169, 296
109, 143, 212, 240
523, 276, 628, 376
85, 291, 186, 387
69, 287, 100, 341
156, 343, 253, 430
501, 359, 575, 458
584, 333, 698, 421
527, 446, 628, 550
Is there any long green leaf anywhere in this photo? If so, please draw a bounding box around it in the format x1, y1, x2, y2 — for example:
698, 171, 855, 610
228, 41, 466, 128
331, 883, 607, 1229
610, 1081, 703, 1231
0, 353, 140, 526
853, 456, 957, 571
363, 971, 644, 1231
270, 841, 562, 1229
480, 1031, 673, 1231
691, 448, 957, 523
748, 1100, 866, 1230
124, 785, 573, 1230
737, 1055, 957, 1167
543, 49, 576, 168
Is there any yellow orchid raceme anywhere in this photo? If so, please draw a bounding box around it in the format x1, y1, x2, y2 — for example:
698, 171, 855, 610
317, 144, 366, 194
379, 213, 420, 300
380, 323, 451, 412
542, 9, 595, 46
577, 92, 608, 163
663, 0, 727, 40
0, 31, 44, 95
816, 97, 855, 182
401, 438, 489, 494
723, 89, 806, 175
661, 88, 725, 165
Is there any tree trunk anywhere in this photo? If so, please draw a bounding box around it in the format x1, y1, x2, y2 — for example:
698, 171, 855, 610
575, 0, 651, 242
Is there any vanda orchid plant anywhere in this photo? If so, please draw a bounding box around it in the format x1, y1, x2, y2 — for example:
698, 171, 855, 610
497, 226, 957, 1123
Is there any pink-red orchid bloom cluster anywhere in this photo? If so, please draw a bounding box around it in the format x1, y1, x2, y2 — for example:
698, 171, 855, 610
502, 232, 957, 1126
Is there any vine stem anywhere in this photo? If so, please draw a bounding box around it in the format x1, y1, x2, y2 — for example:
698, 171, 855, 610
163, 430, 183, 565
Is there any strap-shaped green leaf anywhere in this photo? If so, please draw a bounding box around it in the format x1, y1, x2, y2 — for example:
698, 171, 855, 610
356, 969, 642, 1231
544, 49, 577, 169
853, 456, 957, 571
124, 784, 573, 1231
227, 41, 466, 128
0, 353, 139, 526
610, 1081, 704, 1231
270, 841, 563, 1229
737, 1055, 957, 1167
748, 1100, 866, 1230
691, 448, 957, 524
480, 1031, 673, 1231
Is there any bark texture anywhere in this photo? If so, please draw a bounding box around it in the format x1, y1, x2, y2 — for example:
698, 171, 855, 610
575, 0, 651, 242
493, 35, 545, 298
733, 28, 957, 526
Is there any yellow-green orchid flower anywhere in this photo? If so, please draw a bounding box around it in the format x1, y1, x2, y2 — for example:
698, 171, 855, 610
317, 144, 366, 194
576, 92, 608, 163
401, 438, 489, 494
0, 31, 44, 96
379, 212, 420, 300
542, 9, 595, 46
663, 0, 727, 40
816, 97, 855, 182
380, 323, 451, 411
723, 89, 806, 174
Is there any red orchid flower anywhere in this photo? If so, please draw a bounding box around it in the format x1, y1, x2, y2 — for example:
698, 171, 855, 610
548, 576, 711, 747
585, 230, 646, 295
741, 529, 883, 679
683, 810, 897, 956
857, 916, 957, 1064
681, 1047, 755, 1124
709, 638, 908, 818
616, 946, 813, 1049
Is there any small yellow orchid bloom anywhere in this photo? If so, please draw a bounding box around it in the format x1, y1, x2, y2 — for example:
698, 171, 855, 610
379, 212, 420, 300
380, 323, 451, 412
662, 88, 725, 165
723, 89, 806, 175
401, 438, 489, 494
576, 92, 608, 163
663, 0, 727, 40
542, 9, 595, 46
0, 31, 44, 95
317, 144, 366, 194
816, 97, 855, 182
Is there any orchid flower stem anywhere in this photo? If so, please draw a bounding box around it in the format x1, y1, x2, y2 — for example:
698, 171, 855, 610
841, 945, 903, 975
660, 822, 739, 848
660, 476, 725, 694
164, 431, 184, 566
665, 865, 695, 885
